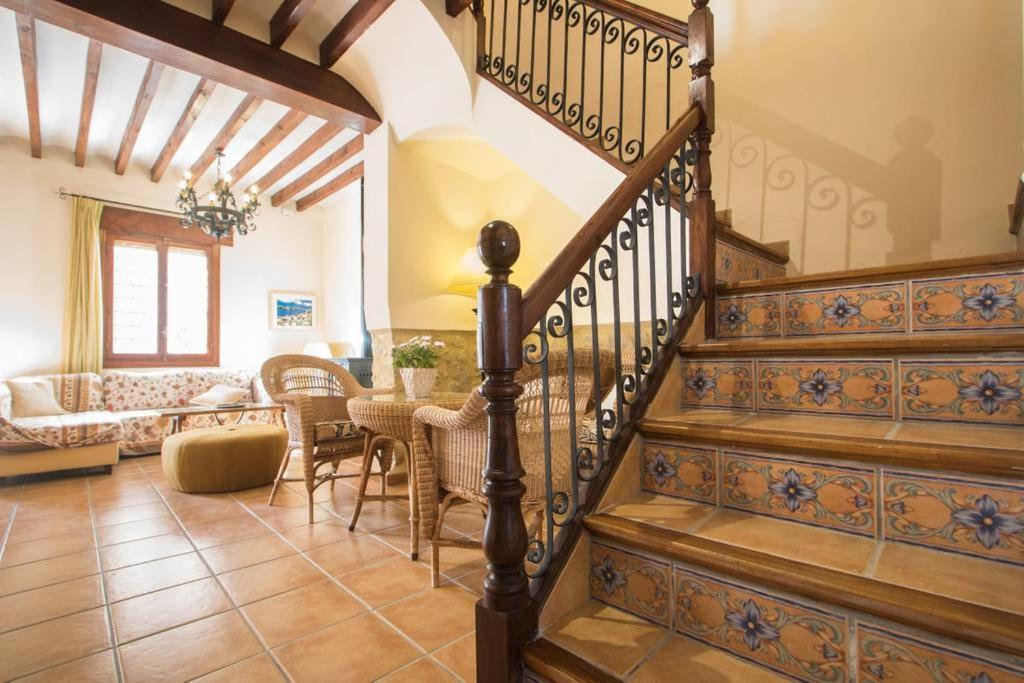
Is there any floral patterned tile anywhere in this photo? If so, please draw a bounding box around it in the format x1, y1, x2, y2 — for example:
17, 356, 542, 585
783, 283, 907, 336
680, 361, 755, 410
757, 360, 895, 418
589, 543, 672, 626
641, 443, 717, 503
912, 272, 1024, 332
857, 621, 1024, 683
717, 295, 783, 339
722, 452, 877, 537
716, 243, 786, 284
673, 566, 848, 681
900, 361, 1024, 425
882, 470, 1024, 565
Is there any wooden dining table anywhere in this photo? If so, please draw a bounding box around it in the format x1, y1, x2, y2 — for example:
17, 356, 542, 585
347, 392, 468, 561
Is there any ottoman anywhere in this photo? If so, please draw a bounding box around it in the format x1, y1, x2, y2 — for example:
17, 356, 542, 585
162, 424, 288, 494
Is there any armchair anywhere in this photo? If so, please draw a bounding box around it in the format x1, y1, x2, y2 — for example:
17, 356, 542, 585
260, 354, 391, 523
413, 349, 616, 586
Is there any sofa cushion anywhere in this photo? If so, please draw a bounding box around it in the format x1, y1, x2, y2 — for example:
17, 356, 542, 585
187, 370, 256, 403
114, 409, 168, 456
2, 373, 104, 415
5, 411, 124, 450
8, 379, 67, 418
103, 370, 197, 411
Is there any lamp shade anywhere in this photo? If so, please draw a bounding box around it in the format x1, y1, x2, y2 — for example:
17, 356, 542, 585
447, 246, 488, 298
302, 341, 333, 358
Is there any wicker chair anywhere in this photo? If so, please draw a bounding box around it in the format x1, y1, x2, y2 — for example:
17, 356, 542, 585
260, 354, 391, 523
413, 349, 616, 586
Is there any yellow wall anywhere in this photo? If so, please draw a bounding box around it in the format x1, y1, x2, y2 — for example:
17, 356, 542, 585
637, 0, 1023, 272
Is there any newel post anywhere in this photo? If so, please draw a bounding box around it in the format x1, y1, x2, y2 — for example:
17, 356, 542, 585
688, 0, 717, 339
475, 221, 537, 682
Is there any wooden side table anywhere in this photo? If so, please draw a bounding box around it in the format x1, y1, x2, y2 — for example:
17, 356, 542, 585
347, 392, 468, 560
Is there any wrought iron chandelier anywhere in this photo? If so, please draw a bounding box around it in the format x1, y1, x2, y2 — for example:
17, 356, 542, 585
176, 150, 259, 241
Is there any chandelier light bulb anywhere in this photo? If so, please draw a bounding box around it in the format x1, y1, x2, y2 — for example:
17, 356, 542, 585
249, 185, 258, 196
175, 148, 258, 241
183, 170, 192, 181
207, 192, 217, 203
179, 179, 187, 189
225, 174, 232, 184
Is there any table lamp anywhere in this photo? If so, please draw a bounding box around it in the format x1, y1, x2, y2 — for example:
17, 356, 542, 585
302, 341, 333, 358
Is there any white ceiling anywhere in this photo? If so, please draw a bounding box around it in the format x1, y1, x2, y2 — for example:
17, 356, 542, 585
0, 2, 364, 210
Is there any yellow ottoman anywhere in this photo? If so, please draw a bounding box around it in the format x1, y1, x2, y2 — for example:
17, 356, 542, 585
162, 425, 288, 494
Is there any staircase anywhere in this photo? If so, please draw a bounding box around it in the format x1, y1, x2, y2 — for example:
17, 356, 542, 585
529, 252, 1024, 681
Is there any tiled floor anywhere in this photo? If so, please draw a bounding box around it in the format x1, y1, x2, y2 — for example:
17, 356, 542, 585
0, 455, 486, 682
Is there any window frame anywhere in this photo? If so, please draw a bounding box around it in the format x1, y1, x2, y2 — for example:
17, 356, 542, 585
101, 207, 223, 368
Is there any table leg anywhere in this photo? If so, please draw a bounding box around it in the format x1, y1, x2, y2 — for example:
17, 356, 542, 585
405, 439, 420, 562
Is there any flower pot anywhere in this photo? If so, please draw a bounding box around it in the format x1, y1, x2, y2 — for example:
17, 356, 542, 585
399, 367, 437, 398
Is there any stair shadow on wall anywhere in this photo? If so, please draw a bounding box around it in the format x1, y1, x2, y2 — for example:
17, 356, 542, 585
711, 96, 942, 273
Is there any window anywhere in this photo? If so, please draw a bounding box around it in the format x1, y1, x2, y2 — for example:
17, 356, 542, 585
102, 208, 221, 367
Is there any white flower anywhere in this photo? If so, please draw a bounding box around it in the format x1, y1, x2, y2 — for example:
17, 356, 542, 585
433, 341, 445, 347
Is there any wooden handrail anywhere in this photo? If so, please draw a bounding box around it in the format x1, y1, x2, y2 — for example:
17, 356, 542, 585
582, 0, 688, 45
1010, 173, 1023, 237
520, 103, 703, 336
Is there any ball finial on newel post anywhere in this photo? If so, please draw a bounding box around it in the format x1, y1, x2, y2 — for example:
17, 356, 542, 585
691, 0, 709, 8
477, 220, 520, 284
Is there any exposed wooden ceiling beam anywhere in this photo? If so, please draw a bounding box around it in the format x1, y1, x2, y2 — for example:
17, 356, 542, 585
228, 109, 307, 185
0, 0, 380, 132
15, 13, 41, 158
151, 78, 216, 182
211, 0, 235, 24
74, 39, 102, 167
296, 162, 363, 211
270, 0, 315, 48
319, 0, 395, 68
251, 122, 342, 194
190, 94, 262, 180
114, 60, 164, 175
271, 134, 363, 206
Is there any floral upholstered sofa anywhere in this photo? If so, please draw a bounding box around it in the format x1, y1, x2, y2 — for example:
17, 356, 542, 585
0, 369, 277, 478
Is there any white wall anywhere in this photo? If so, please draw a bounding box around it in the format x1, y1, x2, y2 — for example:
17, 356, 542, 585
321, 179, 365, 354
0, 140, 360, 378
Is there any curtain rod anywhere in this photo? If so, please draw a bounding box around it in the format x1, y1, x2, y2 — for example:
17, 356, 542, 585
56, 187, 181, 218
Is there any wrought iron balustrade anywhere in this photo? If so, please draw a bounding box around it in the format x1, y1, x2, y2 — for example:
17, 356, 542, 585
474, 0, 690, 168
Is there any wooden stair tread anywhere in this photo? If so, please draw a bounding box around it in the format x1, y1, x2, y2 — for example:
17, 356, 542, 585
640, 409, 1024, 479
522, 634, 622, 682
715, 224, 789, 265
679, 332, 1024, 357
586, 504, 1024, 657
718, 251, 1024, 295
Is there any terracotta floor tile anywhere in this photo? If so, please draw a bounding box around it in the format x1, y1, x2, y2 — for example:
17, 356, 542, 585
0, 549, 99, 597
432, 543, 486, 580
257, 505, 334, 531
243, 579, 366, 647
6, 516, 92, 545
244, 490, 309, 513
193, 653, 286, 682
608, 494, 717, 533
273, 613, 420, 681
219, 554, 325, 605
380, 657, 458, 682
119, 610, 262, 683
1, 530, 96, 567
378, 584, 478, 651
104, 552, 210, 603
173, 501, 250, 527
452, 567, 486, 597
341, 556, 432, 607
16, 649, 118, 682
695, 509, 877, 575
91, 489, 162, 511
231, 484, 276, 501
433, 633, 476, 682
307, 535, 402, 576
184, 516, 269, 549
631, 635, 788, 682
0, 607, 111, 680
100, 532, 193, 571
545, 602, 668, 677
279, 519, 356, 551
97, 515, 180, 546
95, 502, 168, 527
200, 533, 295, 574
0, 575, 105, 634
440, 506, 486, 537
317, 496, 358, 517
349, 503, 412, 534
111, 577, 233, 643
873, 542, 1024, 614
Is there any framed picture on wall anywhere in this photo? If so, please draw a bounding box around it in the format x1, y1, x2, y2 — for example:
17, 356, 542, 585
270, 291, 317, 330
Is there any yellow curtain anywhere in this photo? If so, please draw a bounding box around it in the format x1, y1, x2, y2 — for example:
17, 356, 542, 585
62, 197, 104, 374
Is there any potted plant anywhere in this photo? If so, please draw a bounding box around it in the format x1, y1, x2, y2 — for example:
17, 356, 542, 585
392, 336, 445, 398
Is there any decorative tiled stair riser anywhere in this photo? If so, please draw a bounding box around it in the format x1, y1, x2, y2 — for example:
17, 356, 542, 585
680, 359, 1024, 425
716, 270, 1024, 339
716, 242, 786, 284
641, 443, 1024, 566
588, 541, 1024, 682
